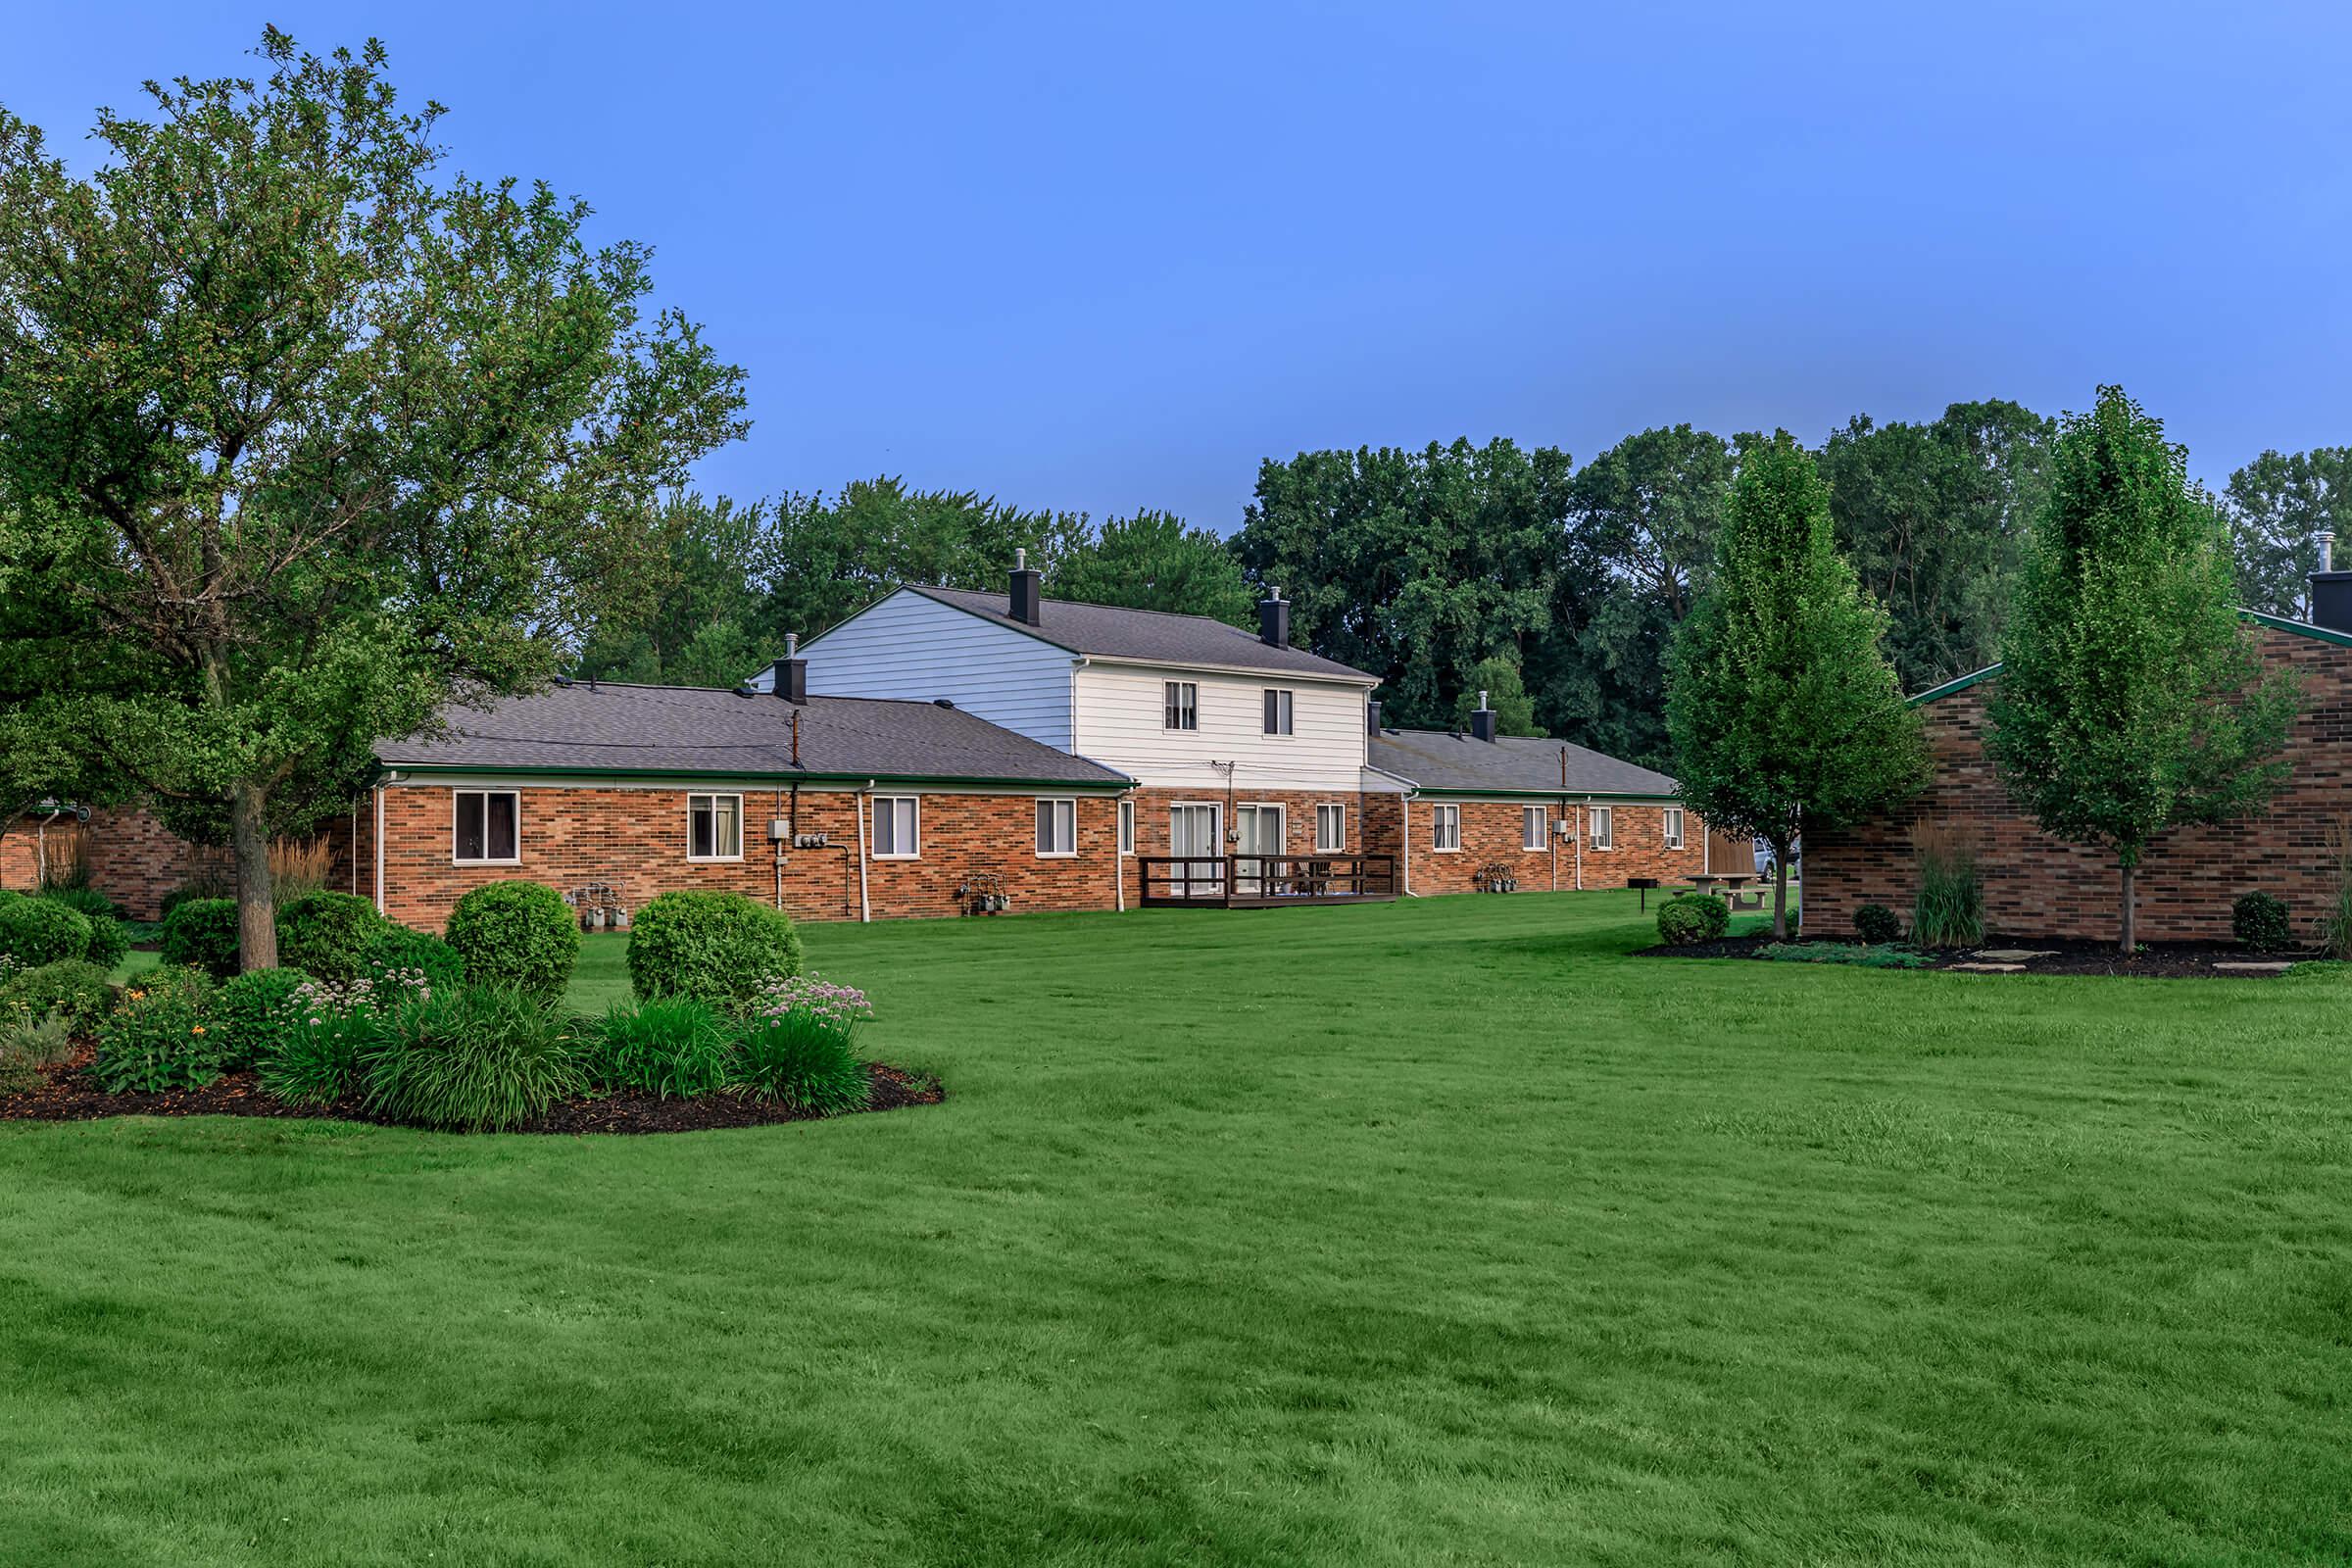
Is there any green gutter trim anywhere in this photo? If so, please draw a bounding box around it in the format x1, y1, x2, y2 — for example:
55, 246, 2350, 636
1907, 664, 2003, 707
1908, 609, 2352, 707
376, 761, 1134, 790
1404, 787, 1682, 803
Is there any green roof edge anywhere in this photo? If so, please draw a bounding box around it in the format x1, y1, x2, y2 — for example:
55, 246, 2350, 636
375, 761, 1133, 790
1908, 608, 2352, 707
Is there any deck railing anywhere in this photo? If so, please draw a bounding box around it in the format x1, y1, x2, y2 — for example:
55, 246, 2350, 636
1137, 854, 1397, 908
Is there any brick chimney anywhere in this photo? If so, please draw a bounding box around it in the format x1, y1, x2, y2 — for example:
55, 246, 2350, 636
2312, 531, 2352, 632
773, 631, 808, 704
1009, 548, 1043, 626
1469, 690, 1498, 744
1258, 586, 1291, 649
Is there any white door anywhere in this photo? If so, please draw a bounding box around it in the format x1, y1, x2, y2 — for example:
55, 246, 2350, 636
1237, 804, 1285, 896
1170, 804, 1223, 897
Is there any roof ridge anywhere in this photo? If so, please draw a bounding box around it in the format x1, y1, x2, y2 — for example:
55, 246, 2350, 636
919, 581, 1257, 628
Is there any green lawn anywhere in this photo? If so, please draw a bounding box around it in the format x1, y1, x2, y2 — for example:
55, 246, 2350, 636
19, 892, 2352, 1565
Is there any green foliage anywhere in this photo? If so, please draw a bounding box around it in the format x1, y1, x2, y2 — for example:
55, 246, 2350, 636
160, 898, 242, 980
1667, 433, 1926, 937
1450, 654, 1544, 737
358, 986, 585, 1132
362, 926, 466, 998
2224, 447, 2352, 617
1049, 511, 1256, 625
2230, 892, 2292, 954
274, 891, 391, 984
159, 879, 231, 918
1756, 942, 1934, 969
1987, 388, 2298, 950
1852, 904, 1903, 945
212, 968, 314, 1069
1909, 824, 1986, 949
0, 1004, 73, 1091
0, 895, 92, 968
626, 890, 803, 1011
93, 965, 221, 1092
39, 885, 115, 921
77, 909, 128, 970
257, 1004, 382, 1108
585, 997, 736, 1100
444, 882, 579, 1002
2321, 824, 2352, 962
0, 28, 748, 967
0, 958, 115, 1039
1655, 892, 1731, 946
730, 1008, 870, 1114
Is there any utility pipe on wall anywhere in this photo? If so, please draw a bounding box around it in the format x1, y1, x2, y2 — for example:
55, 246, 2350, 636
856, 780, 874, 923
372, 784, 386, 914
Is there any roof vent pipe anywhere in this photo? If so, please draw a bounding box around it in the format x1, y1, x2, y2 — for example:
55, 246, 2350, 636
2310, 532, 2352, 633
1470, 691, 1498, 744
1258, 585, 1291, 649
1009, 548, 1044, 626
773, 630, 808, 704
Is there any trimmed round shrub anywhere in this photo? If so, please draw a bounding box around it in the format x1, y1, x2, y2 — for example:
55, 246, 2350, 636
78, 910, 129, 971
94, 965, 222, 1092
1655, 892, 1731, 946
0, 897, 93, 968
730, 1007, 869, 1114
627, 890, 804, 1012
160, 883, 229, 918
160, 898, 243, 979
1852, 904, 1902, 945
275, 891, 391, 984
585, 997, 735, 1100
444, 882, 579, 1003
362, 926, 466, 999
2232, 891, 2293, 953
0, 958, 116, 1039
212, 967, 314, 1069
358, 986, 585, 1132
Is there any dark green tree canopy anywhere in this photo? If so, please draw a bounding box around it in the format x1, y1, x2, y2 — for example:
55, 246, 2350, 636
1986, 388, 2295, 948
1666, 433, 1925, 937
2224, 447, 2352, 618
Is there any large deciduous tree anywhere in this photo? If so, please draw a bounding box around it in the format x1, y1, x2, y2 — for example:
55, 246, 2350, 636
1666, 433, 1925, 939
1050, 510, 1254, 625
0, 31, 747, 967
2223, 447, 2352, 618
1987, 388, 2295, 952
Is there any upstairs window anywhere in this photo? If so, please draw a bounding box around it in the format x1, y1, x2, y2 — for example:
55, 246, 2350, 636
1522, 806, 1547, 851
1164, 681, 1198, 731
1432, 804, 1461, 852
1590, 806, 1614, 851
454, 790, 519, 864
1663, 808, 1685, 850
1262, 689, 1294, 736
689, 793, 743, 859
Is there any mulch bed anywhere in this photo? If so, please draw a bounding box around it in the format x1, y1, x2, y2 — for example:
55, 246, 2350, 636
0, 1051, 942, 1134
1636, 932, 2324, 979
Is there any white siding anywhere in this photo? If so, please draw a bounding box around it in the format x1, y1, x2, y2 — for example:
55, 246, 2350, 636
1074, 662, 1367, 790
777, 590, 1077, 749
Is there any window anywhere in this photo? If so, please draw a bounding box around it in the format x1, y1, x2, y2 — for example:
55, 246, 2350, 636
1164, 681, 1198, 731
1590, 806, 1614, 850
872, 795, 919, 858
1432, 804, 1461, 852
688, 793, 743, 859
1118, 799, 1135, 855
1663, 808, 1685, 850
1522, 806, 1547, 851
1036, 797, 1077, 857
1262, 689, 1294, 736
1315, 803, 1346, 853
453, 790, 518, 864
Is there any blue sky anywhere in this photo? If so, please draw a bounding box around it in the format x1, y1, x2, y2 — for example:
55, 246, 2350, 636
12, 3, 2352, 525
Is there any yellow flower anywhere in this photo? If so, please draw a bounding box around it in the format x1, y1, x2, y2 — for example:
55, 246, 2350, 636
191, 1024, 206, 1035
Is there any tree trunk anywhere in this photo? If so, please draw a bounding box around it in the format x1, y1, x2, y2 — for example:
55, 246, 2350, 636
229, 779, 278, 972
2119, 858, 2136, 955
1770, 840, 1790, 941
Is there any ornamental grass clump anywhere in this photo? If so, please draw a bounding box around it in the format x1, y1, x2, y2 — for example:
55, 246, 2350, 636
2315, 820, 2352, 961
1909, 822, 1985, 948
733, 974, 872, 1113
585, 997, 736, 1100
359, 986, 585, 1132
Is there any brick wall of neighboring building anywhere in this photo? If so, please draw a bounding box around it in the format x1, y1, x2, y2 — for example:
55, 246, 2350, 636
1402, 797, 1702, 895
371, 782, 1122, 932
1803, 624, 2352, 943
83, 807, 235, 919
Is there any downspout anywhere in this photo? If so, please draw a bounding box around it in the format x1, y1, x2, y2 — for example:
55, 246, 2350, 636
372, 783, 386, 914
349, 800, 359, 895
774, 786, 786, 910
1574, 801, 1585, 891
856, 780, 874, 923
34, 805, 62, 887
1401, 787, 1417, 897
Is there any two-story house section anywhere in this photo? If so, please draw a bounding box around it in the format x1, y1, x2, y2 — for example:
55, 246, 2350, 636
759, 558, 1399, 874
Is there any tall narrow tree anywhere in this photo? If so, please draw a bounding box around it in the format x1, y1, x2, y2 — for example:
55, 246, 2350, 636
1987, 387, 2296, 952
0, 32, 747, 967
1667, 434, 1925, 938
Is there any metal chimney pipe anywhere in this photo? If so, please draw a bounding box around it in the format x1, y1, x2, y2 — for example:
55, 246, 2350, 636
2322, 531, 2335, 573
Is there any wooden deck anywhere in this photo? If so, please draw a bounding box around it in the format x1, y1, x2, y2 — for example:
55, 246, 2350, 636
1137, 854, 1397, 908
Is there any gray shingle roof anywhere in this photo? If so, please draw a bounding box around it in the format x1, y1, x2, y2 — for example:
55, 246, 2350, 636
376, 683, 1131, 786
905, 585, 1378, 681
1369, 728, 1679, 798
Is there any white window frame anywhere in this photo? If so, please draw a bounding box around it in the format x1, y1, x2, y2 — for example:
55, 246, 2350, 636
1590, 805, 1614, 851
1431, 803, 1461, 853
1663, 807, 1685, 850
1117, 798, 1135, 856
1315, 803, 1346, 853
687, 792, 745, 862
452, 789, 520, 866
1522, 805, 1547, 852
1262, 688, 1294, 736
871, 795, 920, 859
1163, 681, 1198, 732
1035, 797, 1078, 858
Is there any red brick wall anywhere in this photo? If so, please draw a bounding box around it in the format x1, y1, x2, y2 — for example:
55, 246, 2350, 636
83, 807, 234, 919
1804, 624, 2352, 942
1404, 798, 1702, 895
1124, 786, 1400, 896
373, 783, 1122, 932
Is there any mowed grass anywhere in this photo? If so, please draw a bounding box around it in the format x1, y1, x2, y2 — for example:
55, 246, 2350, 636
13, 891, 2352, 1566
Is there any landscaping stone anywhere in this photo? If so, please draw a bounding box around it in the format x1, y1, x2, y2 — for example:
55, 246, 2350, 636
1948, 961, 2027, 973
2211, 960, 2297, 973
1974, 949, 2059, 961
